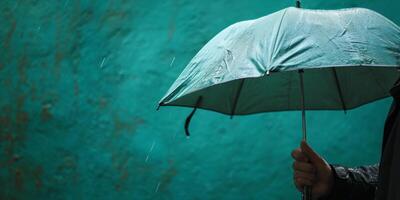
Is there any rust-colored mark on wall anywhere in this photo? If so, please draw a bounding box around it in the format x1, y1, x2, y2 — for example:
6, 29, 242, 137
74, 79, 79, 96
3, 18, 16, 50
16, 95, 29, 131
41, 104, 53, 122
98, 97, 108, 109
18, 54, 28, 84
111, 151, 132, 192
33, 166, 43, 189
58, 155, 77, 171
157, 164, 177, 194
0, 105, 12, 136
101, 10, 128, 24
16, 111, 29, 127
113, 116, 145, 136
0, 115, 11, 135
114, 169, 129, 191
168, 0, 178, 40
53, 6, 64, 80
12, 154, 21, 162
14, 168, 24, 191
57, 154, 80, 184
54, 49, 64, 79
2, 77, 12, 88
30, 84, 37, 101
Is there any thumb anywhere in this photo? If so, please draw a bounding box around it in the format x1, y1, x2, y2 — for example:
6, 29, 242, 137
300, 141, 325, 167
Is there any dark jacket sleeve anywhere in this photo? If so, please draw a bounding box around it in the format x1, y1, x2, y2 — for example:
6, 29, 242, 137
321, 164, 379, 200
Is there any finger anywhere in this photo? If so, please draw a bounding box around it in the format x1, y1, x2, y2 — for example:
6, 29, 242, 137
294, 177, 312, 192
300, 141, 324, 167
293, 178, 303, 192
294, 171, 316, 183
295, 177, 313, 187
293, 161, 316, 173
291, 148, 309, 162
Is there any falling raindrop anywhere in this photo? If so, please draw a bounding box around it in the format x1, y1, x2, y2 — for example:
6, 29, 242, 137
100, 57, 106, 69
145, 141, 156, 162
170, 57, 175, 67
155, 181, 161, 193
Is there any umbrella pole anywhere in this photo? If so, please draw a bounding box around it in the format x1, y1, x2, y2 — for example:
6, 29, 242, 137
299, 70, 312, 200
299, 70, 307, 141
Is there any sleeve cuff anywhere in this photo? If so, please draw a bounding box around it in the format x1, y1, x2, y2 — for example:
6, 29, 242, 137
319, 164, 351, 200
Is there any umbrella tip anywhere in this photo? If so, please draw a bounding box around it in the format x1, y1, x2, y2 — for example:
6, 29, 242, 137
296, 0, 301, 8
157, 102, 165, 111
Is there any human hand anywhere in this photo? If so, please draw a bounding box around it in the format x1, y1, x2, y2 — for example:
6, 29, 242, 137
291, 141, 334, 199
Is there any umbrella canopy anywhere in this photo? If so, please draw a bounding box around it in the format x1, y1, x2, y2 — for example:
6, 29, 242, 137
158, 6, 400, 200
159, 7, 400, 115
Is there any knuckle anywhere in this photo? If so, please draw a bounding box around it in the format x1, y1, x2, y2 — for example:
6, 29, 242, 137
290, 150, 296, 158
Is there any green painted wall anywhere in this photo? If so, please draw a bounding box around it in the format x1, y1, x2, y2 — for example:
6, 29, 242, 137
0, 0, 399, 199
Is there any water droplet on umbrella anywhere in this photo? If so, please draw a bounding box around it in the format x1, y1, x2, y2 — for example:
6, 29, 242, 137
170, 57, 175, 67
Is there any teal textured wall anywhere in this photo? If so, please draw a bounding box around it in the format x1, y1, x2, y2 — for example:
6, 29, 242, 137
0, 0, 399, 199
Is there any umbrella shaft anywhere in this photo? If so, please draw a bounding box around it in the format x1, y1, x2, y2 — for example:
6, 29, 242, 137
302, 109, 306, 141
299, 70, 306, 141
299, 70, 311, 200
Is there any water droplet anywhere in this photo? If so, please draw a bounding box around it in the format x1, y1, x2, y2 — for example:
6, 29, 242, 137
155, 181, 161, 193
100, 57, 106, 69
170, 57, 175, 67
145, 141, 156, 162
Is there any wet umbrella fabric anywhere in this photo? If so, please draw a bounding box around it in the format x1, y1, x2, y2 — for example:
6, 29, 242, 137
159, 7, 400, 123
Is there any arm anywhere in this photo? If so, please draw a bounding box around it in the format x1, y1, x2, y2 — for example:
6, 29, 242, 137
323, 164, 379, 200
291, 141, 379, 200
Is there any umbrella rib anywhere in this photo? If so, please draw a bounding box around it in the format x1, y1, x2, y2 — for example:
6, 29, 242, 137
230, 79, 245, 118
332, 68, 347, 112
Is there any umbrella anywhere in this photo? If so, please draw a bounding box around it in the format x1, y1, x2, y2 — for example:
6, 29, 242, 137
158, 2, 400, 199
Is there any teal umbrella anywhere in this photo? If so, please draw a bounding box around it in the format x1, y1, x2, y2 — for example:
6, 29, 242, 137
158, 3, 400, 200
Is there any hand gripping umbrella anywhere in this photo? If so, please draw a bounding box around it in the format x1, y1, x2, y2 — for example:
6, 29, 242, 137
158, 2, 400, 199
